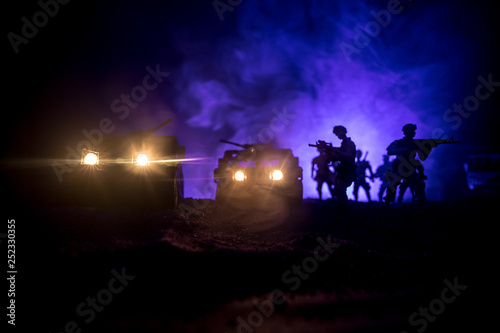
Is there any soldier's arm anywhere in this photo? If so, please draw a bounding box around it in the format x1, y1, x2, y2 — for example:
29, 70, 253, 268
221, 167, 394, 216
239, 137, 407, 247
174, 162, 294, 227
416, 164, 427, 179
386, 141, 405, 156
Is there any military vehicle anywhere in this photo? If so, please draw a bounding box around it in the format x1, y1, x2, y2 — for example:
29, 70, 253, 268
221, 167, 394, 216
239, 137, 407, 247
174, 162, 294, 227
464, 154, 500, 193
214, 140, 303, 206
66, 119, 184, 208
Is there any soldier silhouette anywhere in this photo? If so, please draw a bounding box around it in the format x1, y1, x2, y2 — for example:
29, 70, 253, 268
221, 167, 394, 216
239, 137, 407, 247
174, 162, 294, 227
353, 150, 374, 201
331, 126, 357, 202
311, 148, 335, 200
384, 124, 427, 204
372, 155, 392, 202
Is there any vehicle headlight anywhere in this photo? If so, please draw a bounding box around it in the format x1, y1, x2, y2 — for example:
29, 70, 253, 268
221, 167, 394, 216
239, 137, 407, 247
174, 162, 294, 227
270, 169, 283, 181
136, 153, 149, 166
234, 170, 246, 181
82, 151, 99, 165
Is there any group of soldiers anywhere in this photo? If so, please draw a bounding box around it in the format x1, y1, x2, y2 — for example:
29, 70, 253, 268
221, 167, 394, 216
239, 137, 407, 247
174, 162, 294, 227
311, 124, 455, 204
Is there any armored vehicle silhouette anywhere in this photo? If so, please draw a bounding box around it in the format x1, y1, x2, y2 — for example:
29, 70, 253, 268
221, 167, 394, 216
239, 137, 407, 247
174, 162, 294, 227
464, 154, 500, 194
214, 140, 303, 206
67, 119, 184, 208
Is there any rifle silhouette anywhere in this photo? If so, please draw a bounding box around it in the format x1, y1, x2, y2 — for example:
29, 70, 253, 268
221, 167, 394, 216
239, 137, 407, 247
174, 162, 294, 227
309, 140, 343, 161
414, 137, 460, 161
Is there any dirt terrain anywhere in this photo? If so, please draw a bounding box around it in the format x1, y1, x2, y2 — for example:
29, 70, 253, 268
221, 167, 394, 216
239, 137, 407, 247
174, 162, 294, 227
12, 197, 497, 332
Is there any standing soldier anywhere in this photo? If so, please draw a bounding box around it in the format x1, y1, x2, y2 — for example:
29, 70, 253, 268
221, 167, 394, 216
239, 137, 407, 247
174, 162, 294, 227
353, 150, 374, 201
384, 124, 427, 204
311, 149, 335, 200
331, 126, 357, 202
372, 155, 392, 202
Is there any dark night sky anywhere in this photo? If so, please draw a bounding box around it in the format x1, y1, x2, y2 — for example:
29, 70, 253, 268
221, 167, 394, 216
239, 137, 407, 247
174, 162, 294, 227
4, 0, 500, 200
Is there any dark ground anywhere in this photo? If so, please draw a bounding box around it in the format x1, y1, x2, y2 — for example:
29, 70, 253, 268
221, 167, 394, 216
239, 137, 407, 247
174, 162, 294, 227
7, 194, 498, 333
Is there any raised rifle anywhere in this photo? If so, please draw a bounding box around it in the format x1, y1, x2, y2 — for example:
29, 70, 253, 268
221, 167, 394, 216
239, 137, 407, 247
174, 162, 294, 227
309, 140, 332, 151
414, 137, 461, 161
309, 140, 342, 161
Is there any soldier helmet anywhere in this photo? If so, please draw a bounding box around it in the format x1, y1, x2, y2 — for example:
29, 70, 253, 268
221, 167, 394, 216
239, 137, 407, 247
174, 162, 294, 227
402, 123, 417, 135
333, 125, 347, 134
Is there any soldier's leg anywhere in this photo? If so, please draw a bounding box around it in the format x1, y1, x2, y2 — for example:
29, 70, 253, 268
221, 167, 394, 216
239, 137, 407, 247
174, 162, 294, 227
333, 185, 348, 201
340, 172, 356, 202
326, 179, 335, 198
385, 185, 398, 205
398, 181, 408, 203
333, 177, 348, 202
353, 180, 360, 201
317, 180, 324, 200
362, 181, 371, 201
383, 171, 399, 204
378, 182, 388, 202
412, 176, 426, 203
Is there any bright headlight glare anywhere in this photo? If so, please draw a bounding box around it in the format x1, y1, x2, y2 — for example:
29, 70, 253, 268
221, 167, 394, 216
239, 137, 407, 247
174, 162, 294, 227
234, 170, 246, 181
271, 169, 283, 180
82, 152, 99, 165
136, 153, 149, 166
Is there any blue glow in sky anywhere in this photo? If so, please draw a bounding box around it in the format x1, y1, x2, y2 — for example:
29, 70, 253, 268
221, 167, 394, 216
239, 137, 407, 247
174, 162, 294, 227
6, 0, 499, 201
164, 0, 497, 200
